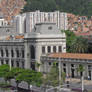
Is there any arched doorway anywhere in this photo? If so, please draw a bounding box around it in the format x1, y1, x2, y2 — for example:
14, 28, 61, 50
30, 45, 35, 70
30, 45, 35, 59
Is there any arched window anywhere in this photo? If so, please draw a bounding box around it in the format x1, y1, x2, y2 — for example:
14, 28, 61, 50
1, 49, 3, 57
22, 50, 24, 58
1, 60, 3, 65
11, 49, 14, 57
53, 46, 56, 53
22, 61, 24, 68
30, 45, 35, 59
6, 60, 9, 64
16, 49, 19, 57
48, 46, 51, 53
6, 49, 8, 57
42, 46, 45, 54
11, 60, 14, 67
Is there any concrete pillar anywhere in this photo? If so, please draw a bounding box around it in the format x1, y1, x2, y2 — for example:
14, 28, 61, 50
45, 46, 47, 54
35, 45, 42, 72
13, 48, 17, 58
84, 64, 88, 79
56, 46, 58, 53
8, 47, 12, 70
67, 63, 71, 77
74, 64, 78, 77
3, 48, 6, 57
51, 46, 53, 53
24, 41, 31, 69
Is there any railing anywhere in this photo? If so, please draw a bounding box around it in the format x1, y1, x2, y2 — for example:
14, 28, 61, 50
0, 39, 24, 42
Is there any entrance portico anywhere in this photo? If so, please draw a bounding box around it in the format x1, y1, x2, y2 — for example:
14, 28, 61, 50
41, 53, 92, 80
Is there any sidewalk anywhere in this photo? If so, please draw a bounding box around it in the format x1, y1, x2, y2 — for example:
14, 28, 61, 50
66, 78, 92, 85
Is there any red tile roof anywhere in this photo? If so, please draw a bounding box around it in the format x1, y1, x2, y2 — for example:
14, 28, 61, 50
48, 53, 92, 60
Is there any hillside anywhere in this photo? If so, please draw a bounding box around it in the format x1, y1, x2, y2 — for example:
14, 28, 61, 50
23, 0, 92, 17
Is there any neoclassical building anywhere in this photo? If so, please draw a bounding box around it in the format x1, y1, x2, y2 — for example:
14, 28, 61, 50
0, 23, 66, 71
41, 53, 92, 80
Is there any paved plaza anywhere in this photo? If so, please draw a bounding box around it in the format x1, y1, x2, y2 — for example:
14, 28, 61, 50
66, 78, 92, 91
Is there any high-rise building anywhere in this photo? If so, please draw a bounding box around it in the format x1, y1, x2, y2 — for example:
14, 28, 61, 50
14, 10, 68, 33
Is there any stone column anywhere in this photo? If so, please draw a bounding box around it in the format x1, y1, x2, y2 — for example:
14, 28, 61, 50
3, 48, 6, 57
45, 46, 47, 54
24, 41, 31, 69
3, 48, 6, 64
8, 47, 12, 70
51, 46, 53, 53
67, 63, 71, 77
74, 64, 78, 77
35, 44, 42, 72
56, 46, 58, 53
84, 64, 88, 79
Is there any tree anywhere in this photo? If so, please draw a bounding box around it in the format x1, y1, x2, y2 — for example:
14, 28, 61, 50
0, 0, 26, 22
0, 64, 9, 80
5, 67, 24, 82
71, 36, 88, 53
43, 62, 65, 87
64, 30, 76, 52
23, 0, 92, 17
77, 64, 85, 77
16, 69, 42, 88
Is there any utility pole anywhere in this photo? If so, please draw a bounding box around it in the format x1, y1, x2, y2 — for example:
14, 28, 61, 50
59, 58, 61, 86
82, 72, 84, 92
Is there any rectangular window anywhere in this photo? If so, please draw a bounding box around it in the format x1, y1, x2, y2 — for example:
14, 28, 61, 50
53, 46, 56, 53
48, 46, 51, 53
1, 60, 3, 65
71, 64, 74, 67
59, 46, 62, 52
42, 46, 45, 54
6, 60, 9, 64
63, 63, 66, 66
22, 50, 24, 58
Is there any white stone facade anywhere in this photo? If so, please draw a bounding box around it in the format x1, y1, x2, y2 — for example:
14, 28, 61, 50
41, 55, 92, 80
0, 23, 66, 71
14, 10, 68, 33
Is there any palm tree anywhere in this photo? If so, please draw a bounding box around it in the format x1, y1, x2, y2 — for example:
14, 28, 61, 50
71, 36, 88, 53
77, 64, 85, 92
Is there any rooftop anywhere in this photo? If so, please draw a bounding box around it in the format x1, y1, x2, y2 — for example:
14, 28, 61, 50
48, 53, 92, 60
31, 23, 61, 35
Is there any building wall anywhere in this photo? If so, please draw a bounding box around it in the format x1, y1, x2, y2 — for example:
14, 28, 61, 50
0, 41, 25, 68
41, 58, 92, 80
